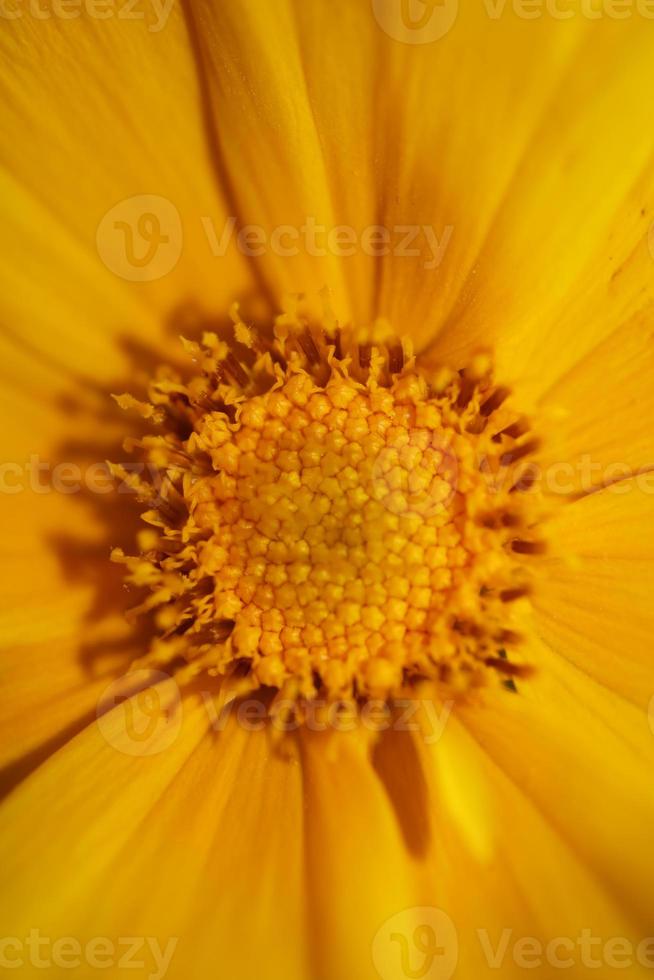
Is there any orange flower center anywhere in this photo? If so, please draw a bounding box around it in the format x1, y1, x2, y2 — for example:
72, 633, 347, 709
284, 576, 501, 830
113, 308, 545, 705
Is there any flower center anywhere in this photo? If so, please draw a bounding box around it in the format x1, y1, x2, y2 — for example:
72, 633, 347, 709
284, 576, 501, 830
113, 307, 545, 706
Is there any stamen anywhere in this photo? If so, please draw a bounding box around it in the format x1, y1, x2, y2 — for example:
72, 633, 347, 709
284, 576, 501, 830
113, 309, 547, 707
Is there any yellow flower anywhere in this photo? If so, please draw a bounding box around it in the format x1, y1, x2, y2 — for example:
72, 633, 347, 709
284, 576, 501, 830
2, 2, 654, 979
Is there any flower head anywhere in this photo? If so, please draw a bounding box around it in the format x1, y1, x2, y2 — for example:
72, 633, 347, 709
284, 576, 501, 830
114, 312, 545, 707
2, 3, 654, 979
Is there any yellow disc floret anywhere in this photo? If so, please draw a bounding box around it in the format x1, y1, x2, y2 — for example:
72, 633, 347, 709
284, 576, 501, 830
113, 307, 545, 706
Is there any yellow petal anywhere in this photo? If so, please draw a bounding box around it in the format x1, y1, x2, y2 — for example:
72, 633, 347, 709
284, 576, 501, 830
0, 7, 252, 382
534, 478, 654, 707
0, 383, 137, 776
421, 21, 654, 403
416, 710, 650, 978
537, 311, 654, 494
0, 689, 309, 979
190, 0, 380, 323
459, 644, 654, 934
377, 9, 583, 349
301, 728, 424, 980
285, 0, 382, 325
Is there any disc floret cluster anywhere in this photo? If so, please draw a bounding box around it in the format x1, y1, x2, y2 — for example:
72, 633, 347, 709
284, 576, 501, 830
113, 308, 545, 707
